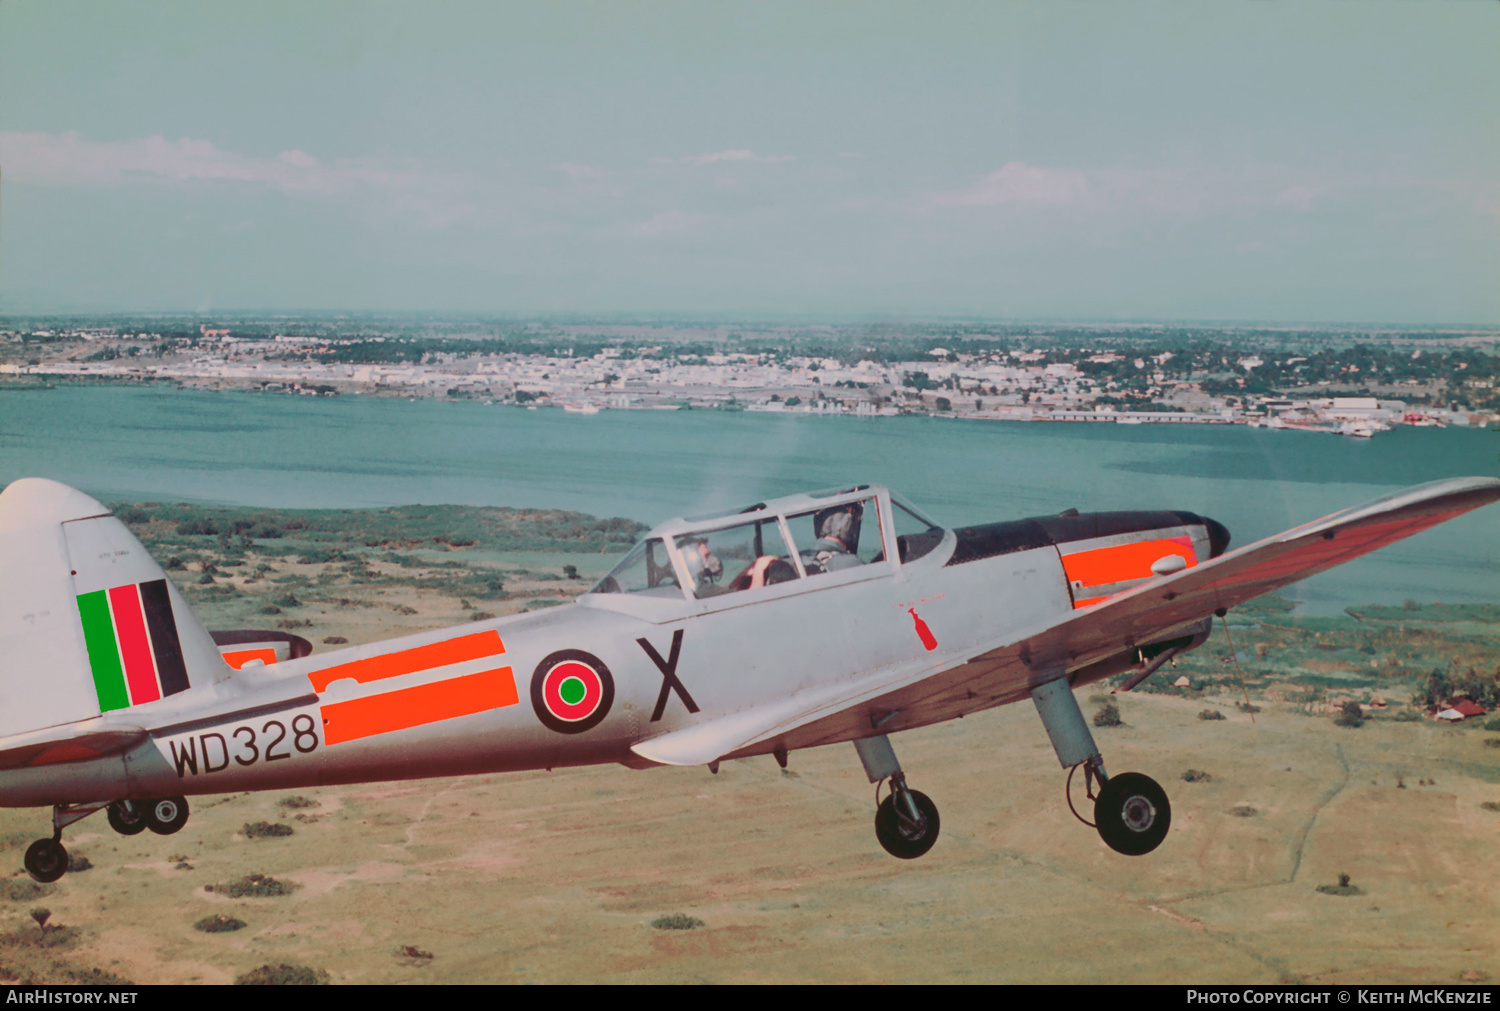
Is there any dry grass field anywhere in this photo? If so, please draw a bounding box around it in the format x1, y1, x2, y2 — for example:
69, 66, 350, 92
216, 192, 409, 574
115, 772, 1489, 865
1, 504, 1495, 984
1, 689, 1496, 985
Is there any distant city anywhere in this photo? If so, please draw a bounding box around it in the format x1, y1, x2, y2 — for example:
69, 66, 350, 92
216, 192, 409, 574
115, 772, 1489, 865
4, 316, 1498, 436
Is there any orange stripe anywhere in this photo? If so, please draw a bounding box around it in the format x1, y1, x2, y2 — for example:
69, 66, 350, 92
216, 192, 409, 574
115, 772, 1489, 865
320, 666, 518, 745
308, 630, 505, 693
223, 648, 278, 670
1062, 536, 1194, 589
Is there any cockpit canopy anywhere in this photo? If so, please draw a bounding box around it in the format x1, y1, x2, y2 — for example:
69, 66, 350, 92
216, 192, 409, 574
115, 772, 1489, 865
589, 485, 944, 601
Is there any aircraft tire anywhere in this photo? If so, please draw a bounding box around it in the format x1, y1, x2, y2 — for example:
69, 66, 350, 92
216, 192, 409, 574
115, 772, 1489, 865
1094, 772, 1170, 856
874, 790, 940, 859
24, 839, 68, 884
107, 800, 148, 836
143, 797, 189, 836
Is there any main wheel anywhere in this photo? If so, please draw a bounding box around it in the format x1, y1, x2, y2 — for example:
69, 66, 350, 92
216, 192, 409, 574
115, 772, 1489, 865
24, 839, 68, 883
143, 796, 189, 836
107, 800, 147, 836
1094, 772, 1170, 856
874, 789, 940, 859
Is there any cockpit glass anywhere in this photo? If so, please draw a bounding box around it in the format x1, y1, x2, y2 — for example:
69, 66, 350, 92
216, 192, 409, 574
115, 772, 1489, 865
589, 538, 680, 596
787, 496, 884, 575
674, 519, 799, 599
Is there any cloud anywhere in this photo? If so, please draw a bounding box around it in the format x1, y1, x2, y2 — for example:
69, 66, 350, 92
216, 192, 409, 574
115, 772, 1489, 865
927, 161, 1090, 208
922, 161, 1486, 221
629, 210, 706, 237
2, 131, 330, 191
0, 130, 474, 228
558, 162, 606, 180
673, 149, 794, 167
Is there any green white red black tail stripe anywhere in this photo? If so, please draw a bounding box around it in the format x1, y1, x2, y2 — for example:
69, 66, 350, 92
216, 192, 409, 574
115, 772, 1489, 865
76, 579, 190, 712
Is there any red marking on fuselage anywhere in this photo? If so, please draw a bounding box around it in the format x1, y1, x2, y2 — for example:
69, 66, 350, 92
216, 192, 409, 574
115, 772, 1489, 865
909, 608, 938, 651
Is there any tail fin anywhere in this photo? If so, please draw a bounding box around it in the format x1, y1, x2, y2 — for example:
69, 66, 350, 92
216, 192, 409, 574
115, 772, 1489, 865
0, 478, 227, 736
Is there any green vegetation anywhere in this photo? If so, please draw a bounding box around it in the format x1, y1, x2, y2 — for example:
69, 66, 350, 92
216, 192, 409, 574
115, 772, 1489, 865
208, 874, 298, 898
243, 821, 294, 838
113, 500, 646, 555
104, 500, 637, 629
0, 881, 51, 903
1092, 702, 1122, 728
1122, 592, 1500, 724
1334, 701, 1366, 728
194, 915, 247, 933
1199, 709, 1226, 721
234, 963, 329, 985
651, 913, 705, 931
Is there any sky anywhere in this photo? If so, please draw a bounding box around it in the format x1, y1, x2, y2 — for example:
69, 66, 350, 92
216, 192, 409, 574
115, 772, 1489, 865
1, 1, 1496, 323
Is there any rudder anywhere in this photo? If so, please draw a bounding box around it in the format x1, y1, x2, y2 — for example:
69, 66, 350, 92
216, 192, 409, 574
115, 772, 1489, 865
0, 478, 226, 737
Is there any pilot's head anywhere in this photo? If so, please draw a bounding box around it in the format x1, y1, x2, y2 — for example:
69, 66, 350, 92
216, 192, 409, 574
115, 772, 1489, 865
681, 537, 723, 583
815, 502, 862, 551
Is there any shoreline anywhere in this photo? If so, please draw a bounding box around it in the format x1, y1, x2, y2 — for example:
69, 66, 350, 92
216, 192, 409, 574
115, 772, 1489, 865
2, 373, 1492, 434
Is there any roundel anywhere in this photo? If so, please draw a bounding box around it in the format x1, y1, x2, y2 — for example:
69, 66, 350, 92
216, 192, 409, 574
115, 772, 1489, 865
530, 649, 614, 734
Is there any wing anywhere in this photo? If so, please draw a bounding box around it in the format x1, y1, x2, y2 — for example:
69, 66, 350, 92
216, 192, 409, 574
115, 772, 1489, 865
632, 476, 1500, 766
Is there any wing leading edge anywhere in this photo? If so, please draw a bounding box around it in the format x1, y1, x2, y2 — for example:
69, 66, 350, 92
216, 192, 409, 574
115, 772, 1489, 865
631, 476, 1500, 766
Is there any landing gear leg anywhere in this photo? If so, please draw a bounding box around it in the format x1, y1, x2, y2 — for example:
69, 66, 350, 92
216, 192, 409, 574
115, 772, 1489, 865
1032, 675, 1171, 856
854, 734, 940, 859
23, 802, 108, 883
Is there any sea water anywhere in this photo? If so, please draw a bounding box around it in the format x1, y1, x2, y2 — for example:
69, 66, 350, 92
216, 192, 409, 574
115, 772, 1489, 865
2, 384, 1496, 613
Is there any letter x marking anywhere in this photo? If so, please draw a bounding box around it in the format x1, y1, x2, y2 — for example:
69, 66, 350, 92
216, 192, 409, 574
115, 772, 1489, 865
638, 629, 699, 722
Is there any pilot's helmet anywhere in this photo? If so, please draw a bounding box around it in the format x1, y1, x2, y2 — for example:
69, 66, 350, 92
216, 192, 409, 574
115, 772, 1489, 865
815, 502, 862, 550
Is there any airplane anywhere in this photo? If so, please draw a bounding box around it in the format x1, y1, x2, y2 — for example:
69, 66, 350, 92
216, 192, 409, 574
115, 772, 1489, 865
0, 473, 1496, 882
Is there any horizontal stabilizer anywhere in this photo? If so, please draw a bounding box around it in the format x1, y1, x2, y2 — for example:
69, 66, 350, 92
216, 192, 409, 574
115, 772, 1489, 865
212, 630, 315, 669
0, 724, 147, 771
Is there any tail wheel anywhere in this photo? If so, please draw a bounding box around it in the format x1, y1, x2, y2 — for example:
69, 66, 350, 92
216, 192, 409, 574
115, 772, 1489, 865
107, 800, 147, 836
24, 839, 68, 883
874, 789, 941, 859
144, 796, 189, 836
1094, 772, 1170, 856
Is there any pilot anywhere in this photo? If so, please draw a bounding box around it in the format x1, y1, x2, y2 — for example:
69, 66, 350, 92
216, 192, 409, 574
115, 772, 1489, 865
680, 536, 723, 591
809, 503, 863, 573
